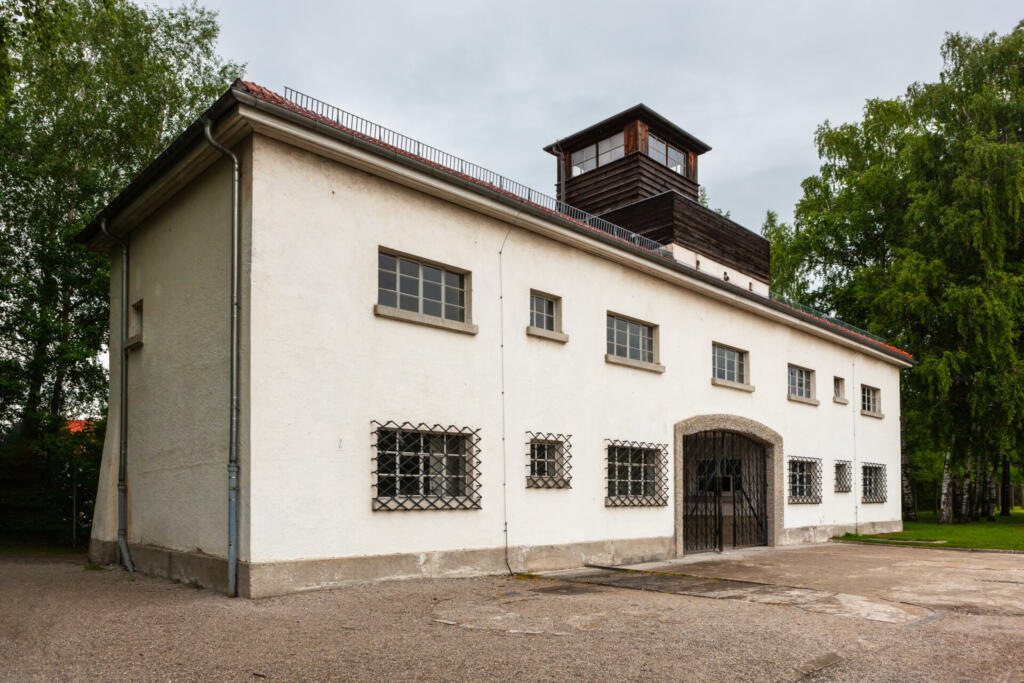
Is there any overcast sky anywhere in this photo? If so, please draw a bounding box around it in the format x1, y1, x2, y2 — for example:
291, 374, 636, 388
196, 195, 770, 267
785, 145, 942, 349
165, 1, 1022, 231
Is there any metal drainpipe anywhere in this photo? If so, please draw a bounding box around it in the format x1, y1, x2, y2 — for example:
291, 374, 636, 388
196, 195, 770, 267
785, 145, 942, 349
99, 218, 135, 573
202, 118, 241, 597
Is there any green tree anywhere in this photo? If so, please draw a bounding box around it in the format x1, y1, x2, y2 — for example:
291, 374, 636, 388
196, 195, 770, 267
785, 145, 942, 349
0, 0, 242, 436
763, 24, 1024, 522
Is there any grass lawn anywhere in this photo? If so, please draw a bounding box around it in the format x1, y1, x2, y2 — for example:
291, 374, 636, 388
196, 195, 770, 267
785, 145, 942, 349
840, 508, 1024, 551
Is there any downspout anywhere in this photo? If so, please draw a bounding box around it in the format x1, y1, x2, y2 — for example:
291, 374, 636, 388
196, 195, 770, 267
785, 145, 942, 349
202, 118, 241, 597
497, 230, 513, 575
852, 356, 859, 535
99, 218, 134, 573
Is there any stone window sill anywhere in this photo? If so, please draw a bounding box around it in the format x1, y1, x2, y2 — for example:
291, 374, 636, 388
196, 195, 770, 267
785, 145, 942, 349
605, 354, 665, 374
833, 397, 849, 405
125, 334, 144, 350
526, 326, 568, 343
860, 410, 885, 420
787, 394, 820, 407
373, 304, 478, 335
710, 377, 755, 393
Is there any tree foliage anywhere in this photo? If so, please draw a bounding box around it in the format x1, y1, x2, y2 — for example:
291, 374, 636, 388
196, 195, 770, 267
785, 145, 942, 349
0, 0, 242, 435
763, 24, 1024, 515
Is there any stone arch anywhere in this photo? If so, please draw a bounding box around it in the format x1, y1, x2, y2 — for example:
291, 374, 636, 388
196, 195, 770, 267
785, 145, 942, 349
673, 414, 784, 555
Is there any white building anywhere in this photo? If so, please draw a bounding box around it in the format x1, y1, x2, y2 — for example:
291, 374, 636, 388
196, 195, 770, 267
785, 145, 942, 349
83, 81, 912, 597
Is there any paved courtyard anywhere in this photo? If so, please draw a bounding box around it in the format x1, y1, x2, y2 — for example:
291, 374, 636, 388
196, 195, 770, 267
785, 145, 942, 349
1, 543, 1022, 681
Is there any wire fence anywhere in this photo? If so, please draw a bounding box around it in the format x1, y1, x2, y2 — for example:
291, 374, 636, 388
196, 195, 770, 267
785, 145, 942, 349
282, 87, 673, 259
769, 292, 884, 342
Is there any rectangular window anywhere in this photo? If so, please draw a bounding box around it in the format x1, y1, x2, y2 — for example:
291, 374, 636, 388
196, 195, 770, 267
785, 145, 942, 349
835, 460, 852, 493
606, 440, 668, 506
666, 145, 688, 175
788, 365, 814, 399
647, 134, 667, 164
377, 251, 466, 323
372, 421, 481, 511
712, 343, 747, 384
647, 133, 688, 177
597, 132, 625, 166
862, 463, 886, 503
861, 385, 881, 415
571, 132, 625, 177
607, 314, 655, 363
788, 457, 822, 504
571, 144, 597, 177
834, 377, 846, 401
526, 432, 571, 489
530, 293, 556, 331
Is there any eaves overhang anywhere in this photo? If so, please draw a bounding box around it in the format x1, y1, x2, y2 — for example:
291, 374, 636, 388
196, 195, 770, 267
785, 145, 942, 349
76, 81, 913, 367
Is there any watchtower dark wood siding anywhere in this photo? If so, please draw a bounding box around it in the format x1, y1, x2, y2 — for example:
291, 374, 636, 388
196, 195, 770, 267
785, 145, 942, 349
561, 153, 699, 215
602, 192, 771, 283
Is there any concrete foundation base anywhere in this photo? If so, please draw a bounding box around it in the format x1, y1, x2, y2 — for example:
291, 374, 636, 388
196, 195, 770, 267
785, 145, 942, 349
91, 520, 903, 597
779, 519, 903, 545
90, 535, 676, 598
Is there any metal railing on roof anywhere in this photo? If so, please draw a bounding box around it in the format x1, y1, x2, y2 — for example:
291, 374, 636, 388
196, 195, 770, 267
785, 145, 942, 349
769, 292, 885, 343
282, 87, 673, 259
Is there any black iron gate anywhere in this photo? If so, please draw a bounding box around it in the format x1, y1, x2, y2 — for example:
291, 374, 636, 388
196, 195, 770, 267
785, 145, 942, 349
683, 430, 767, 552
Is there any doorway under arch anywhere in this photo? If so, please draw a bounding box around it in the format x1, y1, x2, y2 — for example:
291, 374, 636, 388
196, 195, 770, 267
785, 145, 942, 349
673, 415, 784, 555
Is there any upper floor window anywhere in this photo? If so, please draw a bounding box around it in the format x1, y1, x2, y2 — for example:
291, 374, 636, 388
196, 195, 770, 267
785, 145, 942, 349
607, 314, 655, 364
861, 385, 881, 416
378, 251, 466, 323
571, 132, 625, 177
647, 133, 688, 177
833, 376, 847, 403
712, 343, 747, 384
788, 365, 815, 400
530, 292, 556, 331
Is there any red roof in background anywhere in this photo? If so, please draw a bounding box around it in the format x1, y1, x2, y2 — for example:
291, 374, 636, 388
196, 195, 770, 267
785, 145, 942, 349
237, 81, 914, 364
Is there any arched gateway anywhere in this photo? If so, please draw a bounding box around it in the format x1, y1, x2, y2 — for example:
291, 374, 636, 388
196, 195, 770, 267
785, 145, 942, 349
673, 415, 784, 555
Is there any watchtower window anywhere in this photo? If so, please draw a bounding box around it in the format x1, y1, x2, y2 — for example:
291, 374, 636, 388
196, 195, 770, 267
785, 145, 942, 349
571, 132, 624, 177
647, 133, 688, 177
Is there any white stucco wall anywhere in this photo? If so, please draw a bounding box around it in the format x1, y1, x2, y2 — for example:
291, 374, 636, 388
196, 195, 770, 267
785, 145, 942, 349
92, 157, 239, 559
245, 134, 905, 564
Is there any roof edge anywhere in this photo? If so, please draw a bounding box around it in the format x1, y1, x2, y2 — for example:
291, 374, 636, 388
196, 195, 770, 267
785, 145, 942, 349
543, 103, 712, 156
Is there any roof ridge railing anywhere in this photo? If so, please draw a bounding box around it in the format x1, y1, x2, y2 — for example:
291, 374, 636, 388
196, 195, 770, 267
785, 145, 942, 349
769, 292, 885, 343
282, 86, 673, 259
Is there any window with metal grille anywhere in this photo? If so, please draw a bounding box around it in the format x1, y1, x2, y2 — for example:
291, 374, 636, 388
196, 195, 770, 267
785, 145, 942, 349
834, 460, 852, 493
712, 343, 747, 384
605, 440, 668, 507
571, 132, 624, 176
861, 385, 881, 415
530, 293, 556, 331
607, 314, 655, 363
788, 456, 822, 504
862, 463, 886, 503
526, 432, 571, 489
788, 365, 814, 399
371, 421, 481, 511
377, 252, 466, 322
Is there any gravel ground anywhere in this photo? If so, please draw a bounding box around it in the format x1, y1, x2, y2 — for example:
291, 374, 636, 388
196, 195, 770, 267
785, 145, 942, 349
1, 550, 1022, 681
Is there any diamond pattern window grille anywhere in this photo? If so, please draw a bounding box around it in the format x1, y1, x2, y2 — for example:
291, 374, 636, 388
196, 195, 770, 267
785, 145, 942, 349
371, 421, 481, 511
788, 456, 822, 504
834, 460, 852, 493
861, 463, 887, 503
525, 432, 571, 489
605, 440, 669, 507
